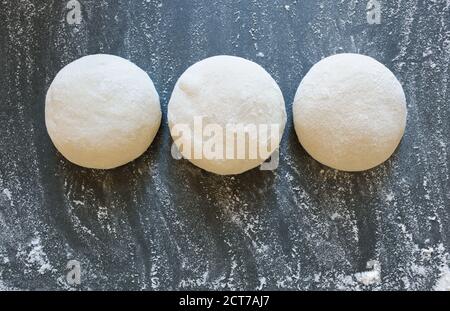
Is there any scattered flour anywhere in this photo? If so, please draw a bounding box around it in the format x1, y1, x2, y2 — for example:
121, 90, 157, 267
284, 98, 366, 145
0, 280, 14, 291
1, 188, 13, 207
2, 189, 12, 201
0, 0, 448, 291
434, 265, 450, 291
354, 261, 381, 286
27, 237, 53, 274
257, 277, 267, 290
16, 236, 53, 275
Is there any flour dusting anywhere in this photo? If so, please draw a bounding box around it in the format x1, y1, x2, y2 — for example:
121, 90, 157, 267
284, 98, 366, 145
434, 265, 450, 291
0, 0, 448, 290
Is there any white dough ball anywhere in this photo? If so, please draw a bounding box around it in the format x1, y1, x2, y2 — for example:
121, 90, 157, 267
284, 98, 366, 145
45, 54, 161, 169
293, 53, 407, 172
168, 55, 287, 175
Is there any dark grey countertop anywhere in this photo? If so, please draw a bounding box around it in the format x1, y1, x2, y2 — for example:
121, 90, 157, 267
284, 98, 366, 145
0, 0, 449, 290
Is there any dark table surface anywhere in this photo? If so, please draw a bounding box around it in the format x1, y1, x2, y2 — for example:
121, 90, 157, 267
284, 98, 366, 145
0, 0, 449, 291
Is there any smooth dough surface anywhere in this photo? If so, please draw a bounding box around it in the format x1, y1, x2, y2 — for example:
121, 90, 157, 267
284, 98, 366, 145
45, 54, 161, 169
168, 55, 287, 175
293, 53, 407, 172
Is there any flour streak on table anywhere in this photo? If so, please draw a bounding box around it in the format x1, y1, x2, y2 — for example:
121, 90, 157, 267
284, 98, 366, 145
0, 0, 449, 290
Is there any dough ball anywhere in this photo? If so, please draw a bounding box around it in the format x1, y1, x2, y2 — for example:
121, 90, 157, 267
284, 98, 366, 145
168, 55, 287, 175
45, 54, 161, 169
293, 53, 407, 172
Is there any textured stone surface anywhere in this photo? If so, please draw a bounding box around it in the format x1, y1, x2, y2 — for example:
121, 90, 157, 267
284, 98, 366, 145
0, 0, 449, 290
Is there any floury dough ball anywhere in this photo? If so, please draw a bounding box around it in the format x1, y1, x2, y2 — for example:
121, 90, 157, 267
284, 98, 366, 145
168, 55, 287, 175
293, 53, 407, 172
45, 54, 161, 169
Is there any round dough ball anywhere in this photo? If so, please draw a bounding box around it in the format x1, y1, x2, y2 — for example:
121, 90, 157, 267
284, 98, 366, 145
45, 54, 161, 169
168, 55, 287, 175
293, 53, 407, 172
